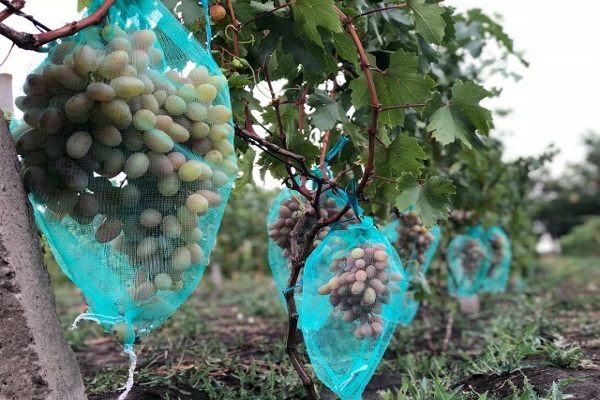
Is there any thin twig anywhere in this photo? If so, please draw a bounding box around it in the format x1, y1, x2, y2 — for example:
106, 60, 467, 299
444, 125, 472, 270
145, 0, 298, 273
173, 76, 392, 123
379, 103, 426, 112
0, 0, 115, 51
0, 0, 25, 24
0, 0, 49, 31
420, 300, 436, 351
240, 0, 296, 28
346, 3, 409, 25
442, 307, 455, 353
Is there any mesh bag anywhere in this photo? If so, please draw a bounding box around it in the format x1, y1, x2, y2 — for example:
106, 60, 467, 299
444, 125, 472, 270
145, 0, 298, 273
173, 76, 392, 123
480, 226, 512, 294
267, 187, 357, 323
11, 0, 234, 395
382, 211, 440, 326
301, 217, 407, 400
446, 227, 492, 297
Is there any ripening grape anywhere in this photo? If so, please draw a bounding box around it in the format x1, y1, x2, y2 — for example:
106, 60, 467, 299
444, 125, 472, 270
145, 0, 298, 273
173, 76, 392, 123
73, 45, 100, 75
64, 93, 94, 116
188, 66, 209, 85
164, 95, 187, 116
186, 193, 209, 214
148, 152, 174, 178
177, 84, 196, 103
107, 37, 132, 53
140, 208, 162, 228
96, 217, 124, 243
187, 243, 203, 264
153, 273, 172, 291
110, 76, 146, 99
124, 152, 150, 179
101, 99, 132, 124
180, 227, 202, 243
93, 124, 122, 147
66, 131, 93, 159
97, 50, 129, 79
195, 83, 217, 104
157, 173, 181, 197
103, 148, 126, 176
87, 82, 116, 102
204, 149, 223, 164
133, 109, 157, 131
185, 102, 207, 122
161, 215, 182, 239
394, 210, 436, 266
131, 30, 157, 50
170, 246, 192, 272
54, 65, 88, 90
206, 105, 232, 125
140, 94, 160, 113
176, 205, 197, 228
166, 123, 190, 143
143, 128, 174, 153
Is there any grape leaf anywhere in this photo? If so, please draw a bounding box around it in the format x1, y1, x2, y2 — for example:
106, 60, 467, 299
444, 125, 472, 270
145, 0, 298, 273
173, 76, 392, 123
161, 0, 179, 11
424, 81, 492, 149
370, 133, 427, 178
77, 0, 91, 12
307, 90, 348, 131
332, 32, 357, 64
292, 0, 342, 45
395, 173, 456, 228
233, 147, 257, 194
180, 0, 202, 26
281, 30, 337, 85
407, 0, 446, 45
349, 49, 436, 128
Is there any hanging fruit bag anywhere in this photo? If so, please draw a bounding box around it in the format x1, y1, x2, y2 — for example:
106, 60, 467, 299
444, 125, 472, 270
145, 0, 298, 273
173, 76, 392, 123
301, 216, 408, 400
446, 227, 492, 297
480, 226, 512, 294
11, 0, 235, 396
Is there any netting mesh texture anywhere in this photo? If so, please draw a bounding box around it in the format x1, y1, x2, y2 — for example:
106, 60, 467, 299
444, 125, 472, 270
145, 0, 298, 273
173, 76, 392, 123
446, 227, 492, 297
480, 226, 512, 294
266, 187, 357, 324
301, 217, 408, 400
11, 0, 236, 347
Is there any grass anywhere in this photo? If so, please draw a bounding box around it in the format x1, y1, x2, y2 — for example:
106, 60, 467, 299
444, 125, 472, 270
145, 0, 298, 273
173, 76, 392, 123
46, 255, 600, 399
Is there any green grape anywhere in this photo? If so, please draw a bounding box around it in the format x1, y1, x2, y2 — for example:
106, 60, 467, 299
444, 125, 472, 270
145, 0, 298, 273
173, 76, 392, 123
96, 217, 124, 243
166, 123, 189, 143
107, 37, 132, 53
138, 73, 155, 95
207, 124, 231, 141
177, 84, 197, 103
186, 193, 209, 214
176, 205, 197, 228
210, 171, 229, 187
178, 160, 212, 182
185, 102, 207, 122
161, 215, 182, 239
153, 273, 173, 291
204, 149, 223, 164
50, 41, 77, 65
137, 237, 158, 258
134, 281, 157, 301
190, 121, 209, 139
97, 50, 129, 79
64, 93, 94, 117
66, 112, 90, 125
211, 138, 234, 157
122, 128, 144, 151
140, 94, 160, 114
164, 95, 187, 116
110, 76, 146, 99
133, 109, 157, 131
120, 184, 140, 205
191, 138, 212, 155
101, 99, 132, 125
220, 160, 238, 175
131, 30, 157, 50
140, 208, 162, 228
188, 66, 209, 85
147, 47, 164, 65
54, 65, 88, 91
187, 243, 203, 264
206, 106, 232, 125
195, 83, 217, 104
207, 75, 227, 91
101, 24, 128, 41
23, 108, 42, 127
103, 148, 126, 176
143, 129, 174, 153
153, 89, 168, 106
130, 49, 150, 71
180, 227, 202, 243
170, 246, 191, 272
66, 131, 93, 159
196, 190, 222, 207
87, 82, 116, 102
124, 152, 150, 179
157, 173, 181, 197
154, 114, 174, 132
73, 45, 100, 75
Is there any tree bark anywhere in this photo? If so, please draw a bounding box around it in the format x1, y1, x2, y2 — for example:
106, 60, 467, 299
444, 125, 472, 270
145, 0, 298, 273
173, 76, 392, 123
0, 112, 87, 400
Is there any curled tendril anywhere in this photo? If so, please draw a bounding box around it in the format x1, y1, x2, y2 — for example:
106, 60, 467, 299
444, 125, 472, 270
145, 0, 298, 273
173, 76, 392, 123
225, 24, 255, 44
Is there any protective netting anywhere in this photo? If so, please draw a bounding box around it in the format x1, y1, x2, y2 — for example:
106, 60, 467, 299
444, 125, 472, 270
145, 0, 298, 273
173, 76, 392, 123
302, 217, 407, 400
11, 0, 235, 353
266, 187, 357, 322
480, 226, 512, 294
382, 210, 440, 326
446, 227, 492, 297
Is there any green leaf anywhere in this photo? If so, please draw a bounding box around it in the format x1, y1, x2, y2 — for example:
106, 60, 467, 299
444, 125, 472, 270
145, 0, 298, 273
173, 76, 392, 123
407, 0, 446, 45
268, 50, 300, 81
424, 80, 493, 148
395, 174, 456, 227
307, 90, 348, 131
180, 0, 202, 26
349, 50, 436, 128
292, 0, 342, 45
371, 133, 427, 178
161, 0, 179, 11
233, 147, 257, 194
332, 32, 357, 64
77, 0, 91, 12
282, 31, 337, 85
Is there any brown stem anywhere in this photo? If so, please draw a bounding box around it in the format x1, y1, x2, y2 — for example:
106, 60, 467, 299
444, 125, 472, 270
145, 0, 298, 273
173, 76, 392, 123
347, 3, 408, 24
441, 308, 455, 353
0, 0, 115, 51
285, 212, 318, 400
240, 0, 296, 28
298, 83, 310, 136
420, 300, 436, 351
334, 6, 380, 199
0, 0, 25, 24
379, 103, 426, 112
226, 0, 240, 56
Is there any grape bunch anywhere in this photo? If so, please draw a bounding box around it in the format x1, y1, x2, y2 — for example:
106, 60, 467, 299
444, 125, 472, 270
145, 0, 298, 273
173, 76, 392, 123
12, 24, 236, 303
268, 195, 356, 259
488, 232, 506, 265
459, 239, 487, 276
317, 244, 403, 340
395, 210, 435, 266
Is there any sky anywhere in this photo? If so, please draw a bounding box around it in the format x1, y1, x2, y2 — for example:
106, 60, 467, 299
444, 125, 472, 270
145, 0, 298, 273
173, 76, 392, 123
1, 1, 598, 177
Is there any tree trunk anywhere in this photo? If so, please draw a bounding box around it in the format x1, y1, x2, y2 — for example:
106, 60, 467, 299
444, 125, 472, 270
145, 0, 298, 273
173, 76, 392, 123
0, 113, 87, 400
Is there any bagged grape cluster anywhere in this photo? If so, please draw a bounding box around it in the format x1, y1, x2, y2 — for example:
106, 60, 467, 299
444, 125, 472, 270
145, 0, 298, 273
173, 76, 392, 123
481, 226, 512, 294
446, 228, 492, 297
301, 217, 407, 400
11, 0, 235, 347
266, 188, 357, 317
393, 210, 440, 269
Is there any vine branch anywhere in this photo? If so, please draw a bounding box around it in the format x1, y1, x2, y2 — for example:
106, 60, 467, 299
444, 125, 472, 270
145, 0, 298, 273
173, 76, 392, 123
0, 0, 115, 51
347, 3, 409, 25
0, 0, 25, 24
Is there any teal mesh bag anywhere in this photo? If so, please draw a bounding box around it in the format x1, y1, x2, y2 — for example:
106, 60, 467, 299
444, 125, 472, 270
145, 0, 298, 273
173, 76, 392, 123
267, 187, 357, 324
481, 226, 512, 294
446, 227, 492, 297
301, 217, 408, 400
10, 0, 235, 396
382, 210, 441, 326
